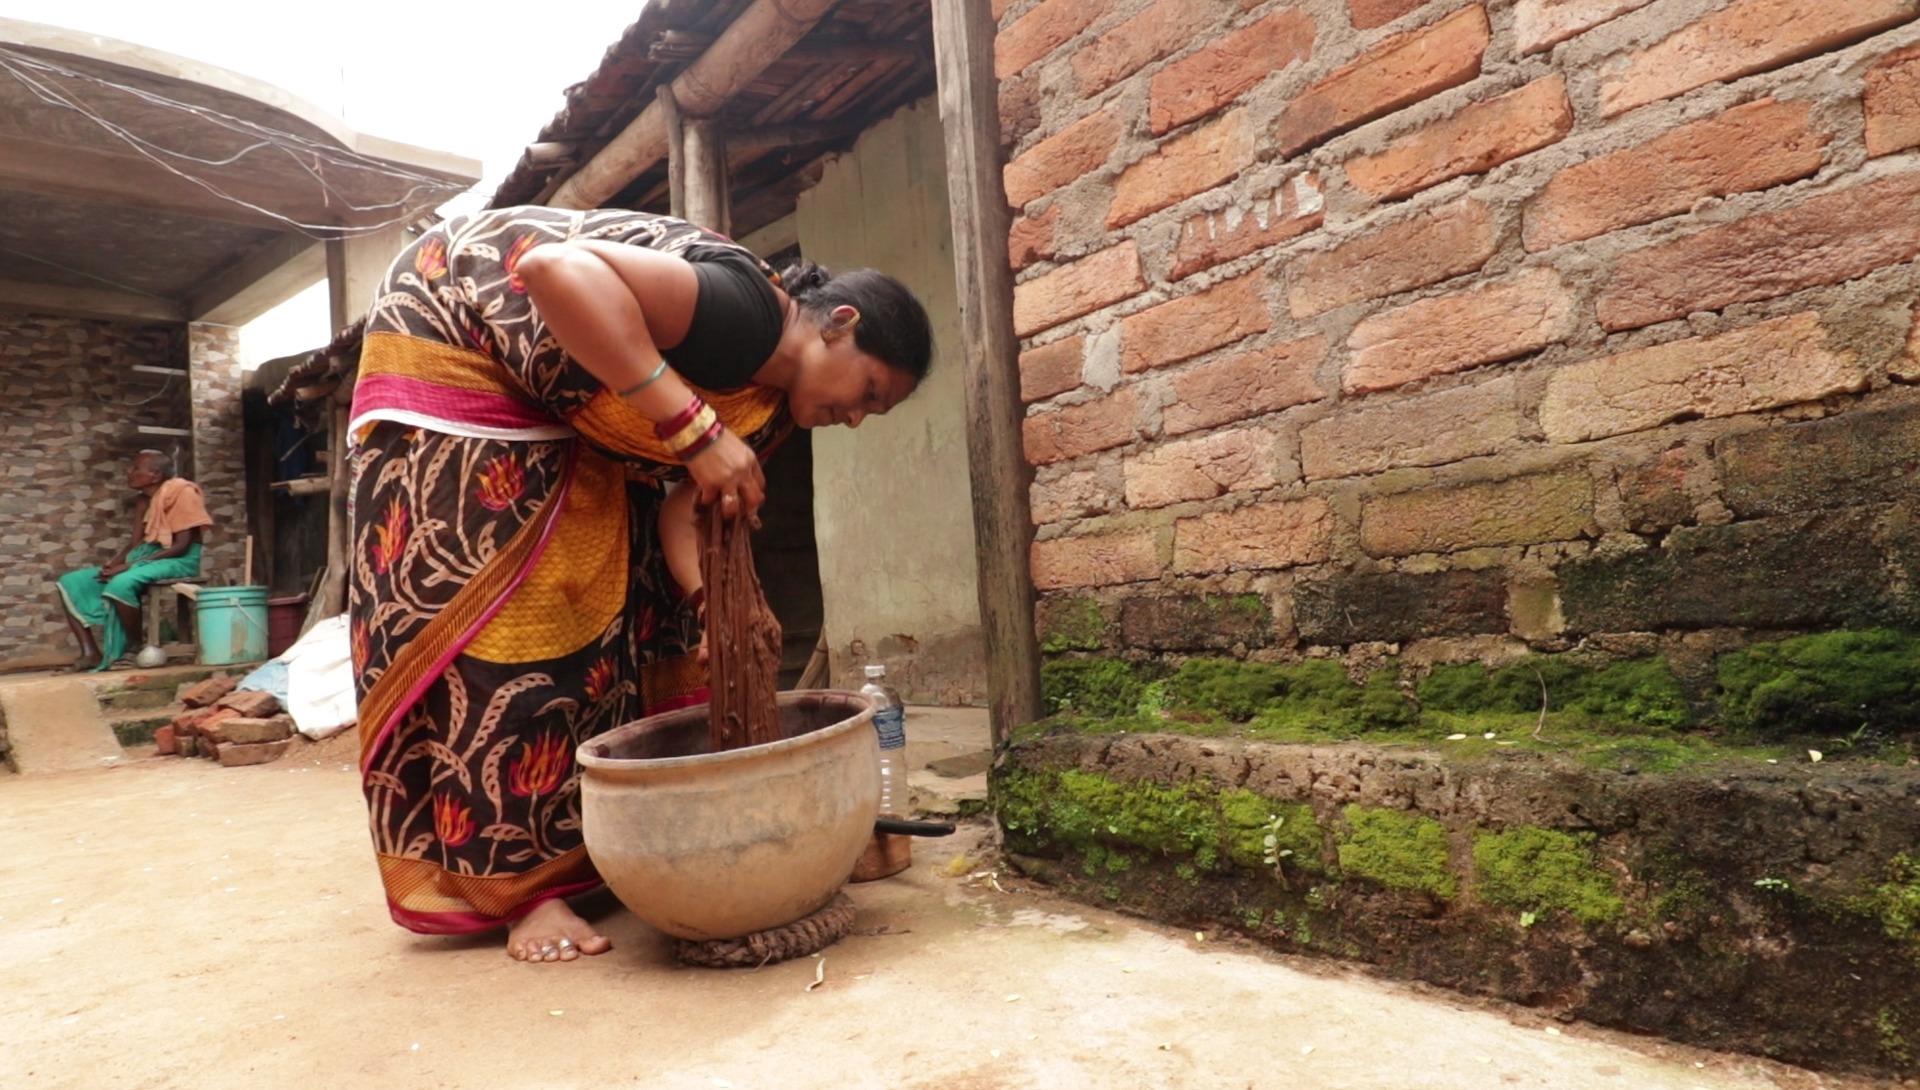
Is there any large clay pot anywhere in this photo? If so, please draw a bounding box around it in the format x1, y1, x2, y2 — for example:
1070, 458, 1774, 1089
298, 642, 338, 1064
577, 690, 878, 941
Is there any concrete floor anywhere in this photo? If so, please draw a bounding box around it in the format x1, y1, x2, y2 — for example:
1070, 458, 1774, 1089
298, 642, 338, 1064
0, 730, 1883, 1090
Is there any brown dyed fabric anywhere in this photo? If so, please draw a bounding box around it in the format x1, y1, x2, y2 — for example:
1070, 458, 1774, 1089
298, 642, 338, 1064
699, 503, 782, 752
143, 477, 212, 545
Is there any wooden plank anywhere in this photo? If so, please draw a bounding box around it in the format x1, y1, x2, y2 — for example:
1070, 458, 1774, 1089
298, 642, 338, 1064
930, 0, 1042, 743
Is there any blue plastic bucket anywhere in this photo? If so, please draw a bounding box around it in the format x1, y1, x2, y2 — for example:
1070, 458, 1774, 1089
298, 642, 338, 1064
196, 586, 269, 666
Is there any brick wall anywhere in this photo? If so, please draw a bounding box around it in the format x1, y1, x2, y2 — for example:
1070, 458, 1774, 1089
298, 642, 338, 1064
187, 323, 248, 587
1001, 0, 1920, 666
0, 314, 187, 662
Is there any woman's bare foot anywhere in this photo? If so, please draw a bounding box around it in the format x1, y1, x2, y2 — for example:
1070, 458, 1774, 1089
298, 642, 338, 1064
506, 898, 611, 964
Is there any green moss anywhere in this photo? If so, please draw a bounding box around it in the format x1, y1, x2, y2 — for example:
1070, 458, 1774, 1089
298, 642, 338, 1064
993, 768, 1327, 878
1880, 1009, 1913, 1067
1040, 657, 1153, 717
1040, 597, 1107, 654
1419, 655, 1690, 729
1472, 827, 1624, 926
1845, 854, 1920, 946
1170, 658, 1292, 721
1716, 629, 1920, 739
1152, 657, 1418, 736
1337, 806, 1457, 898
1218, 790, 1324, 874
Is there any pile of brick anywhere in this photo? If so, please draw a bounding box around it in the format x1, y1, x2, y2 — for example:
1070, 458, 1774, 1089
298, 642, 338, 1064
153, 675, 298, 767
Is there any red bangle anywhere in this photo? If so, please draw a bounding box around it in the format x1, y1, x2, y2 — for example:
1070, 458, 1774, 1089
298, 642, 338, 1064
655, 396, 705, 440
677, 419, 726, 461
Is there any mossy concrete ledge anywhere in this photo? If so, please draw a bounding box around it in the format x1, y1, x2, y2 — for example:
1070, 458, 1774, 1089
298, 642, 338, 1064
992, 730, 1920, 1079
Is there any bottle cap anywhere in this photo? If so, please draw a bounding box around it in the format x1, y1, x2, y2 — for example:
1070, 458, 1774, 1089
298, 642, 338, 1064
864, 664, 885, 678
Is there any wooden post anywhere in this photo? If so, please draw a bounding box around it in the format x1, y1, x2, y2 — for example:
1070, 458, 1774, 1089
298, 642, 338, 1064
683, 119, 731, 236
657, 84, 687, 220
930, 0, 1042, 745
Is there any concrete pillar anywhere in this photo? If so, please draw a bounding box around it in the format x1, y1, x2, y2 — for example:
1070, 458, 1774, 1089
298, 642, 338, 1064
186, 322, 247, 586
326, 225, 410, 333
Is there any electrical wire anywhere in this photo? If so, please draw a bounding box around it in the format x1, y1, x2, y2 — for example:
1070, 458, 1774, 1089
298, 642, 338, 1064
0, 46, 475, 236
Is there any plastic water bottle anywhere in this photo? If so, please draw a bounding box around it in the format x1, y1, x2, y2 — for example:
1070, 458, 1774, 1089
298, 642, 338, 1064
860, 664, 908, 816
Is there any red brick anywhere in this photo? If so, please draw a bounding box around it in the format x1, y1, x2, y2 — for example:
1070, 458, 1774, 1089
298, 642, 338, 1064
1539, 312, 1867, 443
1600, 0, 1919, 118
178, 706, 240, 738
1013, 241, 1145, 336
999, 73, 1040, 149
1352, 0, 1436, 30
153, 724, 178, 756
1286, 196, 1495, 318
1004, 109, 1121, 209
1345, 75, 1573, 200
1109, 111, 1258, 229
1866, 44, 1920, 157
995, 0, 1106, 78
180, 675, 239, 708
1030, 529, 1162, 589
204, 715, 294, 746
1173, 497, 1333, 573
1008, 206, 1058, 272
1362, 470, 1595, 556
1345, 268, 1577, 394
1020, 336, 1084, 402
1596, 171, 1920, 332
1023, 386, 1148, 464
216, 690, 282, 718
1120, 273, 1272, 374
1031, 466, 1121, 524
1074, 0, 1235, 97
1514, 0, 1655, 54
1300, 375, 1520, 480
1124, 430, 1280, 509
1165, 336, 1329, 435
1275, 5, 1491, 157
216, 738, 293, 768
1524, 98, 1828, 251
1148, 10, 1316, 135
1171, 173, 1325, 280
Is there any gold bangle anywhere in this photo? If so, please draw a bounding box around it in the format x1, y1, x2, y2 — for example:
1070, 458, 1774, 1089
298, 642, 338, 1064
664, 403, 719, 455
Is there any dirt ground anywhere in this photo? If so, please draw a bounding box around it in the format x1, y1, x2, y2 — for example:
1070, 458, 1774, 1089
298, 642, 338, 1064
0, 737, 1899, 1090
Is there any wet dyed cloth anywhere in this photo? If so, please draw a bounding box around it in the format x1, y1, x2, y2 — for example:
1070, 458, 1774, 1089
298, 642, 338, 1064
348, 206, 792, 934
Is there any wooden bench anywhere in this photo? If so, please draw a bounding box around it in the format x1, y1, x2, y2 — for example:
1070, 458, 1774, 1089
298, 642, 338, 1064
140, 581, 200, 662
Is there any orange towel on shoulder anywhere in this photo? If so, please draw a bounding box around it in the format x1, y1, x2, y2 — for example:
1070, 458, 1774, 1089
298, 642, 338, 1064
143, 477, 213, 545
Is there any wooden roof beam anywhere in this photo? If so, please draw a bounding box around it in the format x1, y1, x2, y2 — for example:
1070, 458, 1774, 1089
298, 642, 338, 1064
549, 0, 844, 210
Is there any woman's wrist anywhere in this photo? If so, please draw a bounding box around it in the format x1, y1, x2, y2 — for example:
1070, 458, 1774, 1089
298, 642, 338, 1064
616, 359, 670, 400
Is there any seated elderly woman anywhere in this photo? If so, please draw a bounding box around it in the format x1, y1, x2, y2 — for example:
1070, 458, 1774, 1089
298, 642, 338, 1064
55, 449, 212, 670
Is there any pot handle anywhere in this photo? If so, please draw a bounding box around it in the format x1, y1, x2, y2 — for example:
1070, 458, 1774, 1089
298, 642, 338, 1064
874, 816, 956, 838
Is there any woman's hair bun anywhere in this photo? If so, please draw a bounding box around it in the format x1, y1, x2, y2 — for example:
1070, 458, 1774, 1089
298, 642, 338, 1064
777, 259, 833, 300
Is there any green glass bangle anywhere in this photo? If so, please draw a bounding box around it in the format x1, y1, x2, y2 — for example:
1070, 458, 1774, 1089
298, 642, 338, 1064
616, 359, 670, 399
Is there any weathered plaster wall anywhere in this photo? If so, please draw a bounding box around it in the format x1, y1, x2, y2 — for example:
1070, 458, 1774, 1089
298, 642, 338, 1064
999, 0, 1920, 666
799, 98, 988, 705
0, 313, 185, 662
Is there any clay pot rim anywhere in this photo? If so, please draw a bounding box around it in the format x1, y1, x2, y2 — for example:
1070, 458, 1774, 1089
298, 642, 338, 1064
576, 688, 875, 773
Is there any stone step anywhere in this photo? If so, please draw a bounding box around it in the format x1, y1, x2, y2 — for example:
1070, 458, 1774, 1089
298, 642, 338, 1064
105, 707, 179, 747
99, 687, 178, 713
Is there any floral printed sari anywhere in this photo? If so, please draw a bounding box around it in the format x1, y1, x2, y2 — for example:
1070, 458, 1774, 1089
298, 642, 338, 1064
348, 207, 791, 934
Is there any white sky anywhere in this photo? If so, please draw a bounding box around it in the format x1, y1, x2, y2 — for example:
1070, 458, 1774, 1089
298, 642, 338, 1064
1, 0, 649, 364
